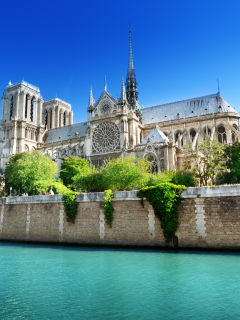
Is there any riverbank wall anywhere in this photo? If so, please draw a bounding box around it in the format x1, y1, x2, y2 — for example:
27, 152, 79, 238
0, 185, 240, 249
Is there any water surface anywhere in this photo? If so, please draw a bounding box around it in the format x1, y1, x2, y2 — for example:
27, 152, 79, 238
0, 243, 240, 319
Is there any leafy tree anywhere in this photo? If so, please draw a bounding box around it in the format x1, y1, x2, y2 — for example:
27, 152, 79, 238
60, 157, 90, 188
217, 141, 240, 184
184, 139, 224, 186
171, 170, 195, 187
5, 151, 57, 194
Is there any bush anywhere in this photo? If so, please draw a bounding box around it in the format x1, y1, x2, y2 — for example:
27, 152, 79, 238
171, 170, 195, 187
29, 180, 69, 195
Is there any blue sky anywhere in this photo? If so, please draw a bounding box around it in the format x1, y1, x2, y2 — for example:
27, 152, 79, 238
1, 0, 240, 123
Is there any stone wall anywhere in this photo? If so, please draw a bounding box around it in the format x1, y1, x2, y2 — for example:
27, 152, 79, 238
1, 186, 240, 249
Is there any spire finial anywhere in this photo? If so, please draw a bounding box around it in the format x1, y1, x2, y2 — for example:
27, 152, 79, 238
217, 78, 220, 94
121, 78, 126, 101
88, 86, 94, 108
104, 76, 107, 92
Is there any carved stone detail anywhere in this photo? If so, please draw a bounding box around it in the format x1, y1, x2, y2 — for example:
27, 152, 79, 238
92, 122, 120, 153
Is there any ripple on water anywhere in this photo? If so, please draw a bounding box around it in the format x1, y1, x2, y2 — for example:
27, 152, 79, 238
0, 243, 240, 320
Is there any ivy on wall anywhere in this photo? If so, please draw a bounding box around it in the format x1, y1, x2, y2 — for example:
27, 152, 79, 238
137, 183, 185, 243
103, 190, 114, 227
63, 191, 77, 223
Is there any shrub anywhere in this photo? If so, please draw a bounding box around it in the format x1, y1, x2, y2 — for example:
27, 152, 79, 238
29, 180, 69, 195
60, 157, 90, 188
171, 170, 195, 187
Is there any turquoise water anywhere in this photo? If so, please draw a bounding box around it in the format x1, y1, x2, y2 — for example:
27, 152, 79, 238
0, 243, 240, 320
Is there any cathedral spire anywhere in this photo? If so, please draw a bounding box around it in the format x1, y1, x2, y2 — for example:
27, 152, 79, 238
88, 86, 94, 109
104, 76, 107, 92
121, 78, 126, 101
126, 28, 138, 107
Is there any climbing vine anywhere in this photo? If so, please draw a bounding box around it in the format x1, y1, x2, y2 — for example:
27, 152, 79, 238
137, 183, 185, 243
103, 190, 114, 227
63, 191, 77, 223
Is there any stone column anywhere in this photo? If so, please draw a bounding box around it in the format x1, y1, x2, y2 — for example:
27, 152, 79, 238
55, 107, 59, 128
47, 109, 51, 130
37, 98, 43, 126
60, 111, 64, 127
14, 91, 20, 119
69, 111, 73, 125
51, 108, 55, 129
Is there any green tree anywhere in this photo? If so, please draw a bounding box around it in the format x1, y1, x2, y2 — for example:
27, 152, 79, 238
5, 151, 57, 194
217, 141, 240, 184
60, 157, 90, 188
184, 139, 224, 186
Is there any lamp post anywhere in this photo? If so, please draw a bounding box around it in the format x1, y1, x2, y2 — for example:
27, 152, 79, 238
123, 178, 125, 191
10, 186, 12, 197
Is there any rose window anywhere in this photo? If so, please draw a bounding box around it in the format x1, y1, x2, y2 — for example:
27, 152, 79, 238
92, 122, 120, 153
101, 102, 111, 114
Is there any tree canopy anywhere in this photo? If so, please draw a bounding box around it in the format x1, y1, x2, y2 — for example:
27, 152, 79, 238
59, 157, 90, 188
5, 151, 57, 194
184, 139, 224, 186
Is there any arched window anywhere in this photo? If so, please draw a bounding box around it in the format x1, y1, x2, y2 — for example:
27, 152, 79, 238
25, 96, 28, 118
31, 131, 33, 140
50, 110, 52, 129
25, 144, 29, 151
59, 111, 61, 127
218, 125, 227, 144
45, 110, 48, 130
63, 112, 66, 126
189, 129, 196, 142
175, 131, 183, 147
204, 126, 211, 140
32, 146, 36, 151
30, 98, 34, 122
232, 124, 238, 143
145, 154, 158, 173
10, 96, 13, 120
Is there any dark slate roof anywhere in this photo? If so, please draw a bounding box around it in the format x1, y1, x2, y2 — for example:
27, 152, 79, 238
43, 122, 87, 144
141, 127, 168, 145
142, 93, 238, 125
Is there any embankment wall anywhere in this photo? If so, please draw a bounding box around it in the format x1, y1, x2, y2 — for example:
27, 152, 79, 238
1, 186, 240, 249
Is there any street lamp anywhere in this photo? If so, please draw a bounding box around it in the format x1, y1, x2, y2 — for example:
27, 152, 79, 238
10, 186, 12, 197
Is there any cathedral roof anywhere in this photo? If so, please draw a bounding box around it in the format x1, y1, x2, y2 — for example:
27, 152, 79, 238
142, 93, 238, 124
141, 126, 168, 144
43, 122, 87, 144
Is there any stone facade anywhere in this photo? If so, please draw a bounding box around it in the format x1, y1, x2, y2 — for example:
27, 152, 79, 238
1, 32, 240, 172
0, 186, 240, 249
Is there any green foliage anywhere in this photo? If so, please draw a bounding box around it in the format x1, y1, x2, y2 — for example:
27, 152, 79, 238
60, 157, 90, 188
216, 141, 240, 185
103, 190, 114, 227
30, 180, 69, 195
171, 170, 195, 187
73, 156, 150, 192
137, 183, 185, 243
184, 139, 224, 186
72, 156, 194, 192
5, 151, 57, 194
62, 191, 77, 223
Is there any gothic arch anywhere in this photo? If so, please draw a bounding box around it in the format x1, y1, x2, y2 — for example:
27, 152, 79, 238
145, 153, 159, 173
217, 124, 227, 144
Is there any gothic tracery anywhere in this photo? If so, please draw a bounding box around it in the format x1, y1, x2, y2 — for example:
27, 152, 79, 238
92, 122, 120, 153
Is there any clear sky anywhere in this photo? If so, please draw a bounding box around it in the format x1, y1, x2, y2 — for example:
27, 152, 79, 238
1, 0, 240, 123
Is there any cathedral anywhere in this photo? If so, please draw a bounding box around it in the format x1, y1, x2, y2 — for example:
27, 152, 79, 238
1, 31, 240, 173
